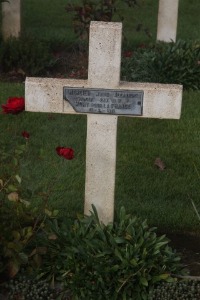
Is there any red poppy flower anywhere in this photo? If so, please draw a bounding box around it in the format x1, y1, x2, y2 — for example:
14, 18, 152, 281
1, 97, 25, 114
56, 147, 74, 160
22, 131, 30, 139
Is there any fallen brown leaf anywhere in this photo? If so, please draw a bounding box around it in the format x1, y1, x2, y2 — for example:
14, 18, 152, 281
154, 157, 166, 171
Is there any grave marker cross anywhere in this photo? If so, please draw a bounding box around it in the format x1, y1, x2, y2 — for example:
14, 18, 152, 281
157, 0, 179, 42
2, 0, 21, 40
25, 21, 182, 224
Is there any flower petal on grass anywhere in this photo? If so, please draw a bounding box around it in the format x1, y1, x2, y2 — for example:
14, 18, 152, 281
22, 131, 30, 139
56, 147, 74, 160
1, 97, 25, 114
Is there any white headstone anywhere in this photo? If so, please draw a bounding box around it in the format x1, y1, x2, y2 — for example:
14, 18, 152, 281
157, 0, 179, 42
25, 21, 182, 224
2, 0, 21, 40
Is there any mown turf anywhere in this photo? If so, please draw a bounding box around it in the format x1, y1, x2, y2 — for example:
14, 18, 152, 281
0, 0, 200, 232
0, 82, 200, 232
1, 0, 199, 46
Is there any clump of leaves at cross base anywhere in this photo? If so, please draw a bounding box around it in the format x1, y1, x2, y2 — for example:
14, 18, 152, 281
36, 206, 186, 300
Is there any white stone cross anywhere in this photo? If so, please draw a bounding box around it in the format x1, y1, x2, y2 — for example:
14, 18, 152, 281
2, 0, 21, 40
25, 21, 182, 224
157, 0, 179, 42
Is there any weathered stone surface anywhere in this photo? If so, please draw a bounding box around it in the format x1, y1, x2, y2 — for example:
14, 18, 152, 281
2, 0, 21, 40
88, 22, 122, 88
157, 0, 179, 42
84, 22, 122, 224
25, 21, 183, 225
26, 79, 182, 119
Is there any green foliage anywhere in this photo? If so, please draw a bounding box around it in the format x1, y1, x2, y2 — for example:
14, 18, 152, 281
122, 40, 200, 90
66, 0, 142, 39
148, 280, 200, 299
2, 274, 54, 300
0, 36, 55, 76
0, 141, 57, 280
38, 206, 185, 300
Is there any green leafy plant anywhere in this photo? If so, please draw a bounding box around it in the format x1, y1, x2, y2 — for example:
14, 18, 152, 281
0, 36, 55, 76
66, 0, 143, 40
148, 280, 200, 299
37, 206, 186, 300
122, 40, 200, 90
0, 139, 57, 280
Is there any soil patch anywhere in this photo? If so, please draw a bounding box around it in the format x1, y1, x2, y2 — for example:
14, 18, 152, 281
160, 231, 200, 276
0, 49, 89, 83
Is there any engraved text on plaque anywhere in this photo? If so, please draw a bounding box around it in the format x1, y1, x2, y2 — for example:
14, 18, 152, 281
63, 87, 143, 116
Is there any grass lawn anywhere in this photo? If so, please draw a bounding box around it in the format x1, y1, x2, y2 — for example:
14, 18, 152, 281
20, 0, 200, 46
0, 0, 200, 233
1, 0, 199, 45
1, 82, 200, 232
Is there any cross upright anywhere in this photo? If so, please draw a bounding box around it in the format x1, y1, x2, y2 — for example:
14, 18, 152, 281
25, 21, 182, 225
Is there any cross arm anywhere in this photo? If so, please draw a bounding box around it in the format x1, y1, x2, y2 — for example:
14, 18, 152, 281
25, 77, 182, 119
120, 81, 182, 119
25, 77, 88, 114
